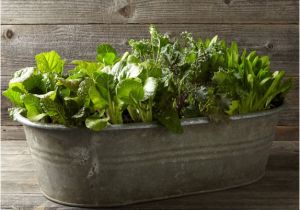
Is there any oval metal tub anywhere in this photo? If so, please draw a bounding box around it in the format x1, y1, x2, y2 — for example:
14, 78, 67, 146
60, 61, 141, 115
14, 106, 282, 207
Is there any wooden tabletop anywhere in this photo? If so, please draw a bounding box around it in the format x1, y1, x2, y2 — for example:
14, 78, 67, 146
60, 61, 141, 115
1, 140, 298, 210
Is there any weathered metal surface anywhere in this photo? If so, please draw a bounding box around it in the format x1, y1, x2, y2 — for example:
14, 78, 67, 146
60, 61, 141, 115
14, 106, 282, 207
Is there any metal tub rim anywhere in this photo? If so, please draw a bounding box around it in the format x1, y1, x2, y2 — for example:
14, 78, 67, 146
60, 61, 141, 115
14, 105, 284, 131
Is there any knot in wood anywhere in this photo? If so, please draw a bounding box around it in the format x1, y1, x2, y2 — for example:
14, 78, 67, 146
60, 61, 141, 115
5, 29, 14, 39
266, 42, 273, 49
224, 0, 231, 5
118, 5, 133, 18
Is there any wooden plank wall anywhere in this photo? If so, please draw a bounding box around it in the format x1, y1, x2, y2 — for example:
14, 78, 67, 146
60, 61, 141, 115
1, 0, 299, 141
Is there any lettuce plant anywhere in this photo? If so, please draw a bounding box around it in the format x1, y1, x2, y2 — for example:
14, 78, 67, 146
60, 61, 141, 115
3, 26, 292, 133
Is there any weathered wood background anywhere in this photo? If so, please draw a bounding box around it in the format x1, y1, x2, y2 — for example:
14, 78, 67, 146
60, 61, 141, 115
1, 0, 299, 140
1, 1, 299, 209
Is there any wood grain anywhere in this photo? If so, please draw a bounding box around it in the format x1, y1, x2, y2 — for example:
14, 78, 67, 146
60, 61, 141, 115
1, 141, 298, 210
1, 140, 29, 154
1, 24, 298, 77
1, 0, 298, 24
1, 171, 39, 194
276, 126, 299, 142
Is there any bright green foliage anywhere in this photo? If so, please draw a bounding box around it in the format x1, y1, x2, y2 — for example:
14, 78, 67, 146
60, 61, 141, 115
35, 51, 65, 74
85, 114, 109, 131
96, 44, 118, 65
3, 26, 292, 133
22, 94, 46, 121
212, 45, 292, 115
3, 88, 24, 108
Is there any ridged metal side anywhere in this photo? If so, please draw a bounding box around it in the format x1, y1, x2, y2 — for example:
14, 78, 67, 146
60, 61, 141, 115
16, 107, 282, 207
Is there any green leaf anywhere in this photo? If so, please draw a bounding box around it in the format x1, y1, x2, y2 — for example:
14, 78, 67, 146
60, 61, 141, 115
57, 78, 81, 90
94, 72, 114, 90
71, 60, 102, 78
259, 77, 271, 86
103, 53, 116, 65
126, 64, 142, 78
8, 107, 25, 121
185, 52, 196, 64
9, 67, 42, 93
154, 86, 183, 133
247, 74, 254, 89
2, 88, 24, 107
127, 55, 140, 64
139, 60, 162, 81
261, 56, 270, 69
247, 51, 257, 61
35, 90, 57, 100
226, 100, 239, 115
245, 59, 254, 76
143, 77, 158, 100
35, 51, 65, 74
23, 94, 46, 121
40, 73, 59, 92
9, 83, 27, 94
208, 35, 218, 48
77, 78, 94, 107
117, 64, 142, 81
72, 107, 89, 119
85, 115, 109, 131
38, 91, 67, 124
96, 44, 118, 65
156, 110, 183, 134
116, 78, 144, 104
213, 70, 227, 84
9, 67, 35, 84
60, 88, 71, 97
88, 86, 108, 109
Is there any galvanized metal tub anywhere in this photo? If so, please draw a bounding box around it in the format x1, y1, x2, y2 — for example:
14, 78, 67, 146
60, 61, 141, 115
15, 106, 282, 207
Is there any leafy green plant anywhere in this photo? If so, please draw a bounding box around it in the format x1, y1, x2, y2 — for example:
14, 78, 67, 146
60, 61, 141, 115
3, 26, 292, 133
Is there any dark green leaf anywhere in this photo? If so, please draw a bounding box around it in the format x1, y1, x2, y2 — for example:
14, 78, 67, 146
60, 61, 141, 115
156, 110, 183, 134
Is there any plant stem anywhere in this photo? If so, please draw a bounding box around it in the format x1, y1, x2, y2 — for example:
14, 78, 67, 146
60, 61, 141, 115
107, 95, 123, 124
